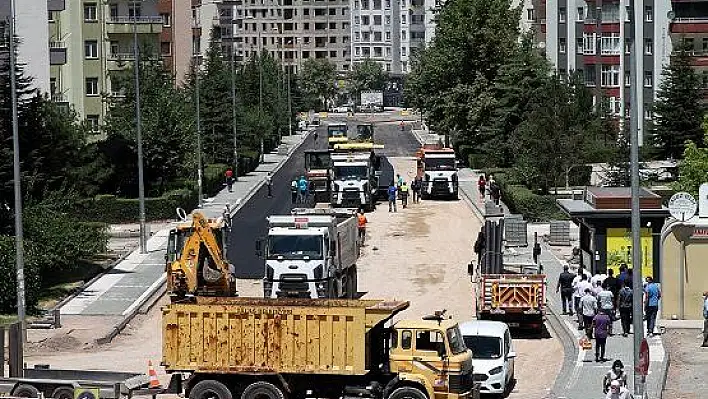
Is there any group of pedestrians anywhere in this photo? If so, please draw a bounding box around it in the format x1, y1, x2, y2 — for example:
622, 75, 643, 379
387, 174, 422, 212
477, 174, 501, 206
291, 176, 311, 204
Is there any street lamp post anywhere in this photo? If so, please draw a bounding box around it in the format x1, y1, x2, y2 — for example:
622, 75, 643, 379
8, 0, 26, 329
231, 45, 239, 181
195, 60, 203, 208
287, 41, 293, 137
132, 1, 147, 254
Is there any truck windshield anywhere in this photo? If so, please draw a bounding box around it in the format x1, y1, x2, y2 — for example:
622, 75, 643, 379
306, 153, 331, 169
463, 335, 502, 359
328, 126, 347, 137
334, 165, 368, 179
268, 235, 323, 259
446, 327, 468, 355
425, 158, 455, 170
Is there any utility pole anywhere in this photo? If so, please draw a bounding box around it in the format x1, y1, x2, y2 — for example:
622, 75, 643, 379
259, 45, 264, 163
133, 1, 147, 254
195, 61, 203, 208
287, 43, 292, 137
8, 0, 26, 330
630, 0, 645, 397
231, 45, 238, 181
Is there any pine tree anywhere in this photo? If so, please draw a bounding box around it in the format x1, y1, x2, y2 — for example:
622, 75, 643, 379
652, 40, 704, 160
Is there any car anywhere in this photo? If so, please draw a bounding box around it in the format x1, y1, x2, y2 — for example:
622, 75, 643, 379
331, 105, 350, 113
459, 320, 516, 396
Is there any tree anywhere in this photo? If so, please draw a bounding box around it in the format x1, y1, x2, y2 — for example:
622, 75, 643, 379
407, 0, 522, 159
299, 58, 338, 110
103, 51, 194, 196
672, 116, 708, 196
348, 59, 386, 103
652, 41, 704, 160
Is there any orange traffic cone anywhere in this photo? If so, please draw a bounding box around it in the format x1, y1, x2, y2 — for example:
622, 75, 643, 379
148, 360, 160, 388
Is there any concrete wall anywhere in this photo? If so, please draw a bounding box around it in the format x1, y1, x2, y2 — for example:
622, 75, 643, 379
661, 224, 708, 321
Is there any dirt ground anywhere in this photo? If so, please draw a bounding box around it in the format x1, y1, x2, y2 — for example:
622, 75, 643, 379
662, 328, 708, 399
23, 157, 563, 398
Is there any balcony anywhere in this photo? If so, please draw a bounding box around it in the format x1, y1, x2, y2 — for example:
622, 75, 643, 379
106, 16, 164, 35
47, 0, 65, 12
49, 41, 66, 65
107, 52, 136, 69
670, 17, 708, 34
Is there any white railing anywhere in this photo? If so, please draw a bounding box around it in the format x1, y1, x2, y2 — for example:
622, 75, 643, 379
49, 41, 65, 48
107, 16, 164, 24
673, 17, 708, 23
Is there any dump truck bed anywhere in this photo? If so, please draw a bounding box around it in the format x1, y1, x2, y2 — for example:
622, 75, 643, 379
162, 298, 409, 375
477, 274, 546, 312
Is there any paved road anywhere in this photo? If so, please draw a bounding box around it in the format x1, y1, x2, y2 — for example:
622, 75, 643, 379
228, 117, 421, 279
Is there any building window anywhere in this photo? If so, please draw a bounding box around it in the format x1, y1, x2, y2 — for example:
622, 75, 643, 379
402, 46, 407, 56
85, 78, 99, 96
386, 31, 391, 41
374, 15, 382, 25
402, 30, 406, 40
644, 38, 653, 55
625, 39, 631, 54
625, 71, 631, 86
644, 6, 653, 22
559, 38, 566, 53
576, 7, 583, 21
601, 65, 620, 87
386, 63, 391, 71
129, 4, 142, 19
48, 11, 55, 22
625, 6, 631, 21
527, 8, 534, 21
355, 0, 360, 8
684, 37, 695, 52
84, 40, 98, 59
644, 106, 652, 120
329, 50, 336, 57
354, 15, 360, 25
702, 38, 708, 53
402, 15, 406, 24
608, 97, 621, 115
374, 0, 381, 9
601, 33, 620, 55
329, 8, 336, 15
386, 47, 391, 56
583, 33, 596, 55
86, 115, 100, 132
362, 15, 369, 25
329, 36, 336, 43
576, 38, 583, 54
161, 13, 171, 27
362, 0, 369, 9
559, 7, 566, 23
84, 3, 97, 21
644, 71, 653, 87
355, 46, 360, 56
385, 15, 391, 25
161, 42, 171, 55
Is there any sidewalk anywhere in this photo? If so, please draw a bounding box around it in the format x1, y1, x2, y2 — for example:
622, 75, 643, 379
457, 169, 668, 399
57, 131, 310, 333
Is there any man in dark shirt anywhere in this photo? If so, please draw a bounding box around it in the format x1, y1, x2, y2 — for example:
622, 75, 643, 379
603, 269, 619, 308
556, 265, 576, 315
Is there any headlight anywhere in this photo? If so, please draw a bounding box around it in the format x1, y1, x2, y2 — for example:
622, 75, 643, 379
316, 282, 327, 297
263, 280, 273, 297
488, 366, 503, 375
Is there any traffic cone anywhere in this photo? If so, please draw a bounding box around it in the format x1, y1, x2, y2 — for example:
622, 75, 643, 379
148, 360, 160, 388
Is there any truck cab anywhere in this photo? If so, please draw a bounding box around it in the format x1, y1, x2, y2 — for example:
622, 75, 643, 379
304, 149, 332, 203
355, 123, 375, 143
417, 146, 459, 200
331, 153, 377, 211
328, 123, 349, 149
388, 318, 476, 399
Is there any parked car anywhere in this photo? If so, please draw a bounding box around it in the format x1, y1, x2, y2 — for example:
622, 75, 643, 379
331, 105, 350, 113
459, 320, 516, 396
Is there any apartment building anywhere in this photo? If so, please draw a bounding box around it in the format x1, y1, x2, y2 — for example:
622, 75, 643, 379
669, 0, 708, 93
530, 0, 672, 145
214, 0, 351, 73
0, 0, 51, 93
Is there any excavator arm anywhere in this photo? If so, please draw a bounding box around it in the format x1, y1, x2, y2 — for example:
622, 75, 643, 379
168, 212, 236, 299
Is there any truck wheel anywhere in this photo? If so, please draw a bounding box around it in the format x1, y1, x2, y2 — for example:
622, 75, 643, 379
241, 381, 285, 399
12, 384, 40, 398
190, 380, 233, 399
387, 386, 427, 399
52, 387, 74, 399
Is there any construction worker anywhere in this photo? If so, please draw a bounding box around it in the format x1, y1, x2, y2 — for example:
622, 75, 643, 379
400, 181, 409, 208
387, 182, 397, 212
357, 209, 368, 245
297, 176, 308, 204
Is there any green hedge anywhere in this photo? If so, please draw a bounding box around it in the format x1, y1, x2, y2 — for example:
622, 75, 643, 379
483, 168, 568, 222
0, 236, 41, 313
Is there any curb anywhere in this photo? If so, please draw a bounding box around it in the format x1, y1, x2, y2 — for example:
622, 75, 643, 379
545, 296, 583, 399
94, 131, 311, 345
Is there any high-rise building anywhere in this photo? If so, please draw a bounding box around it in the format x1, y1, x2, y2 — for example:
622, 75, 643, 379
215, 0, 351, 73
668, 0, 708, 95
531, 0, 671, 145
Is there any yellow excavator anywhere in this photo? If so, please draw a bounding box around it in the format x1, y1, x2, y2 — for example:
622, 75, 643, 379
165, 209, 236, 300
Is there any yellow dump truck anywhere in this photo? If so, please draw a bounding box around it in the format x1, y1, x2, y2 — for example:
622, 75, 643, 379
162, 298, 479, 399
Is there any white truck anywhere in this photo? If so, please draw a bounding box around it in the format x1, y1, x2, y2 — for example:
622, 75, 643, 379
260, 208, 360, 299
417, 144, 459, 199
330, 151, 378, 211
360, 91, 383, 112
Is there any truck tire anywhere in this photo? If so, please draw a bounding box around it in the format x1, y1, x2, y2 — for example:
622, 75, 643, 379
387, 386, 427, 399
241, 381, 285, 399
12, 384, 40, 398
190, 380, 233, 399
52, 387, 75, 399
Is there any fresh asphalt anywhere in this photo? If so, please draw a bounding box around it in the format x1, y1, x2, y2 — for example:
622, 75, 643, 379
227, 115, 421, 278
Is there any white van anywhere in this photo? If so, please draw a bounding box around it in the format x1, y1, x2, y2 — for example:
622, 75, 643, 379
459, 320, 516, 395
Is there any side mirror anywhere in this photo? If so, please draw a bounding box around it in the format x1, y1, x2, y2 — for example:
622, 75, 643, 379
255, 239, 264, 257
507, 351, 516, 359
437, 347, 447, 360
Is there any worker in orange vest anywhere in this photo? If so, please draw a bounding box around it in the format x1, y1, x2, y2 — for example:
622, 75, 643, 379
357, 209, 368, 246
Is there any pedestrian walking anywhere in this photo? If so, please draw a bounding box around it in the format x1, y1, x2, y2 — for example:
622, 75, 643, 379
580, 288, 598, 340
603, 269, 619, 309
265, 172, 273, 198
592, 279, 604, 297
414, 176, 423, 203
593, 310, 611, 362
616, 264, 628, 290
702, 291, 708, 347
387, 182, 397, 212
597, 284, 615, 335
644, 276, 661, 337
474, 229, 486, 268
410, 179, 420, 204
297, 175, 308, 205
225, 168, 234, 192
574, 272, 593, 329
556, 265, 576, 315
618, 281, 633, 337
290, 179, 298, 203
603, 360, 628, 393
396, 174, 404, 189
478, 175, 486, 200
400, 181, 409, 208
357, 209, 367, 246
605, 380, 633, 399
489, 181, 501, 206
